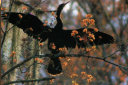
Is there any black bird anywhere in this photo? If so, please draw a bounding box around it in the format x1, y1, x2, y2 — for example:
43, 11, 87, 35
47, 2, 114, 74
2, 2, 114, 75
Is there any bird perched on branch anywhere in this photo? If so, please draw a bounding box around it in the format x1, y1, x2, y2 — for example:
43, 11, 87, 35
2, 1, 114, 75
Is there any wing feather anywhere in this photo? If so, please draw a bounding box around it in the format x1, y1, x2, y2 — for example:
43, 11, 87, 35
62, 28, 114, 48
2, 12, 51, 42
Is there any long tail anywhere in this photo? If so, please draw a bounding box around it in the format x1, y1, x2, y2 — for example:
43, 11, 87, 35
47, 57, 62, 75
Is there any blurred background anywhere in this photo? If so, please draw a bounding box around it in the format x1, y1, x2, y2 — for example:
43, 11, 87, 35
1, 0, 128, 85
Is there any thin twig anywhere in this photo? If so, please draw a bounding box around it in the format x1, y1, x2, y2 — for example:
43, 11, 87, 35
119, 67, 128, 75
18, 63, 34, 73
76, 0, 88, 14
1, 0, 14, 48
98, 0, 119, 39
1, 55, 37, 79
1, 27, 4, 33
112, 0, 115, 17
6, 25, 15, 33
106, 49, 120, 58
4, 77, 55, 85
14, 1, 56, 13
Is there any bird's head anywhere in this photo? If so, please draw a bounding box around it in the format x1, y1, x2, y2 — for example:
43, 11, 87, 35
57, 1, 70, 16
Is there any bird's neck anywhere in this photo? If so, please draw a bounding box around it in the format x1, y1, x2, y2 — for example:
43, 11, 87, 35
54, 6, 63, 30
54, 15, 63, 30
57, 8, 62, 17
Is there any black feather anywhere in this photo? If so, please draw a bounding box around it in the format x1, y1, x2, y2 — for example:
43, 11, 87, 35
2, 2, 114, 75
2, 12, 50, 42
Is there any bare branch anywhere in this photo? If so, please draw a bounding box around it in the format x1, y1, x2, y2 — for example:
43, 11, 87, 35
98, 0, 119, 38
4, 77, 55, 85
2, 51, 128, 79
1, 0, 15, 48
1, 55, 37, 79
38, 53, 128, 70
1, 27, 4, 33
14, 1, 56, 13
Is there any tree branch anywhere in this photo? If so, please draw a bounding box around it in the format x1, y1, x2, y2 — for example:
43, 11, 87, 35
14, 1, 56, 13
1, 0, 14, 48
4, 77, 55, 85
98, 0, 119, 39
38, 53, 128, 70
2, 52, 128, 79
1, 55, 37, 79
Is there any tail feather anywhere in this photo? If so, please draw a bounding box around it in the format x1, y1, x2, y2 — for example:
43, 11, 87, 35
47, 57, 62, 75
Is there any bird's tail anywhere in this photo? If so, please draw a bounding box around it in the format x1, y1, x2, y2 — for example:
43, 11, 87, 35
47, 56, 62, 75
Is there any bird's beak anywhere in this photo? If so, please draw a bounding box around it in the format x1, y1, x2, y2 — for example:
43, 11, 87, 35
65, 1, 70, 5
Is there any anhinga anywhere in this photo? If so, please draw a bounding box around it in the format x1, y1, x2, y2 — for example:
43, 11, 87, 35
47, 2, 70, 75
47, 2, 114, 75
2, 2, 114, 75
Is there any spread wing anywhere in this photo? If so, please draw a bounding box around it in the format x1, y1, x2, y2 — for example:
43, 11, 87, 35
2, 12, 52, 42
47, 28, 114, 52
51, 28, 114, 49
63, 28, 114, 48
86, 28, 114, 45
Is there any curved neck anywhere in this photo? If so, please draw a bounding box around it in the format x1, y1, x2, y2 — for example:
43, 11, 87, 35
54, 8, 63, 30
55, 17, 63, 30
57, 8, 62, 17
